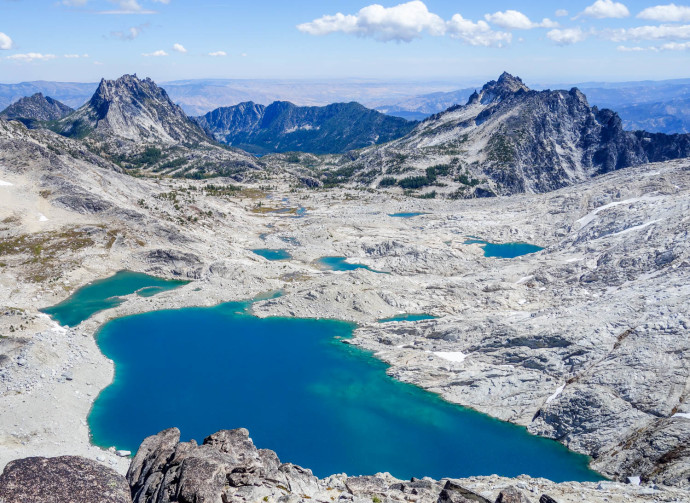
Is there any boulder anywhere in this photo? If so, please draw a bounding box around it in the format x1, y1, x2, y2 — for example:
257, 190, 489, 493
0, 455, 131, 503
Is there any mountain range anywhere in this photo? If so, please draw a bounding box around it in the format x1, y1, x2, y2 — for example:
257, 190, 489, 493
195, 101, 416, 155
3, 77, 690, 134
1, 72, 689, 196
314, 72, 690, 196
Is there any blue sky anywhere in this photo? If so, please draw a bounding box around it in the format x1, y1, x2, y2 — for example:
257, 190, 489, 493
0, 0, 689, 84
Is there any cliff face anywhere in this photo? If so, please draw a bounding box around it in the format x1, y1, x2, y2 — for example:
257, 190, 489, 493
195, 100, 416, 155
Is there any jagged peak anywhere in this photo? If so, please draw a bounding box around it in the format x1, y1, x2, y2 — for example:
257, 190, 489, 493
476, 72, 529, 105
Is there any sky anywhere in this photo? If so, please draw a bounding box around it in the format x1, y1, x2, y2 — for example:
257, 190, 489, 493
0, 0, 689, 84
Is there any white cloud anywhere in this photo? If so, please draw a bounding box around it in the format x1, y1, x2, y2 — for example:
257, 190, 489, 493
62, 0, 88, 5
7, 53, 57, 62
617, 40, 690, 50
555, 9, 569, 17
208, 51, 227, 56
172, 43, 187, 53
142, 49, 168, 57
604, 23, 690, 41
101, 0, 156, 14
637, 4, 690, 22
617, 45, 647, 51
580, 0, 630, 19
0, 32, 12, 50
298, 1, 446, 42
241, 52, 247, 57
153, 0, 170, 3
484, 10, 558, 30
111, 24, 148, 40
656, 40, 690, 49
64, 53, 89, 58
447, 14, 512, 46
298, 1, 510, 46
547, 27, 588, 45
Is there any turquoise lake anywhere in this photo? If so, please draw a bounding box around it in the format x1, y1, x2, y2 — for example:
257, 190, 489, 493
378, 314, 438, 323
252, 248, 292, 261
318, 256, 387, 274
41, 271, 188, 327
88, 300, 603, 482
464, 238, 544, 258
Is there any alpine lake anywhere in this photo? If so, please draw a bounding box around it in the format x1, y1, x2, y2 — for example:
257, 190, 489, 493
43, 268, 603, 482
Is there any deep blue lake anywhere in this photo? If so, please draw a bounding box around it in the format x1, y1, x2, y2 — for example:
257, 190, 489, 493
464, 238, 544, 258
88, 301, 603, 482
41, 271, 187, 327
252, 248, 292, 261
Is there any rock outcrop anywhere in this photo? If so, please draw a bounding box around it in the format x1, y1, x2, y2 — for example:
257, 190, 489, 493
127, 428, 554, 503
0, 455, 131, 503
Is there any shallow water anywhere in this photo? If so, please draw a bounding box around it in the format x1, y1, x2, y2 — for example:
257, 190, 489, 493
41, 271, 187, 327
317, 256, 387, 274
252, 248, 292, 260
464, 238, 544, 258
388, 212, 425, 218
88, 301, 603, 482
378, 314, 438, 323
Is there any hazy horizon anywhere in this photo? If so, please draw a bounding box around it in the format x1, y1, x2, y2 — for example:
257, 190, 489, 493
1, 1, 689, 84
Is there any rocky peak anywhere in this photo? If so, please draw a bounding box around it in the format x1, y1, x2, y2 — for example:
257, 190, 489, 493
65, 73, 210, 143
478, 72, 530, 105
0, 92, 73, 122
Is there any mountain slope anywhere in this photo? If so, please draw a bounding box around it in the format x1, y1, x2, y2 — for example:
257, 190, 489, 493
195, 101, 416, 155
48, 74, 260, 177
0, 93, 73, 126
321, 73, 690, 196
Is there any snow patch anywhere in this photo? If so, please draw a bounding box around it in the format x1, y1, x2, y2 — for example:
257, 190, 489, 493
673, 412, 690, 419
38, 213, 48, 222
574, 196, 663, 229
0, 179, 13, 187
516, 275, 533, 285
434, 351, 466, 363
546, 384, 566, 404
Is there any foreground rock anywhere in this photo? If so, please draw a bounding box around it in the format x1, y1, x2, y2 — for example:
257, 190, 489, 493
126, 428, 689, 503
0, 455, 131, 503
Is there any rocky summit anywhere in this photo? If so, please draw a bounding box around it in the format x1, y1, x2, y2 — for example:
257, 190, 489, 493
195, 100, 416, 155
55, 74, 209, 144
43, 74, 261, 177
0, 92, 73, 125
309, 72, 690, 196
